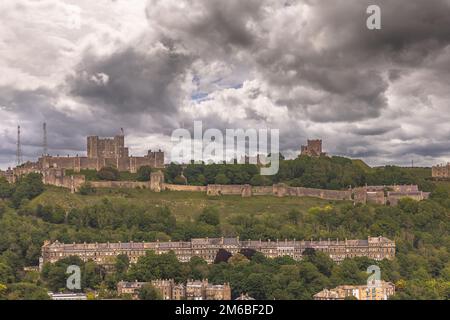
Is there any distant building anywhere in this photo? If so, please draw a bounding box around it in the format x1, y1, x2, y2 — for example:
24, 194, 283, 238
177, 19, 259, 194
117, 279, 231, 300
353, 185, 430, 206
0, 168, 15, 183
432, 163, 450, 179
313, 281, 395, 300
48, 292, 88, 300
87, 134, 129, 159
116, 281, 148, 299
301, 139, 326, 157
235, 293, 255, 300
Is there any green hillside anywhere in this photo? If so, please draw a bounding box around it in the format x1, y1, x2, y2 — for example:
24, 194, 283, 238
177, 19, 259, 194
351, 159, 374, 173
29, 186, 346, 222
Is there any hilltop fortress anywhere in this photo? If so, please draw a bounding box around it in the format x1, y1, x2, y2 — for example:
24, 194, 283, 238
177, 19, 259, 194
6, 130, 164, 180
1, 135, 430, 205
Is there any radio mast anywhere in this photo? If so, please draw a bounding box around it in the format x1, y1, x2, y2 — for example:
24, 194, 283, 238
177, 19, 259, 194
43, 122, 48, 156
16, 125, 22, 165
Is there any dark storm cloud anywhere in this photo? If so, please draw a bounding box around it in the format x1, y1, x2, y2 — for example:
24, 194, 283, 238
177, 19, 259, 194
249, 0, 450, 122
397, 142, 450, 158
146, 0, 263, 56
68, 41, 194, 126
351, 125, 398, 136
2, 0, 450, 168
0, 86, 134, 161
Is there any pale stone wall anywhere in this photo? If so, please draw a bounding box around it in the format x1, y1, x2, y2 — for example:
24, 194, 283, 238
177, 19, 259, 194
206, 184, 252, 197
41, 168, 86, 193
272, 184, 351, 201
387, 191, 430, 206
11, 164, 428, 206
251, 186, 273, 195
163, 184, 207, 192
90, 181, 149, 189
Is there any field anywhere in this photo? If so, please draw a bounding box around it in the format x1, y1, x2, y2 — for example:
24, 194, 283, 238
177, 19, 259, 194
30, 186, 349, 221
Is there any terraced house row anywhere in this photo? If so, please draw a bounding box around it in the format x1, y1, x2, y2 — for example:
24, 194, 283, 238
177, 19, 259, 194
39, 236, 395, 269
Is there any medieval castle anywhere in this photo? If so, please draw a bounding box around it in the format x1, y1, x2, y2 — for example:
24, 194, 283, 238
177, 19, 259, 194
1, 130, 164, 183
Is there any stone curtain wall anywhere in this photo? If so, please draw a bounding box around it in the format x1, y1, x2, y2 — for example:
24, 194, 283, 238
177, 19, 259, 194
90, 181, 149, 189
163, 184, 207, 192
35, 168, 428, 205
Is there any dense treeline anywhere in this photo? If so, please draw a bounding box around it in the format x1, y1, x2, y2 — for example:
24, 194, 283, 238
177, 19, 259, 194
164, 156, 434, 191
0, 172, 448, 299
0, 181, 449, 299
0, 173, 44, 208
65, 166, 152, 182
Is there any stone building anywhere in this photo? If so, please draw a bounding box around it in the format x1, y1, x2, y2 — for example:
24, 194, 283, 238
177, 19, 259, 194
40, 236, 395, 270
117, 279, 231, 300
10, 131, 164, 179
313, 281, 395, 300
301, 139, 326, 157
432, 163, 450, 179
205, 283, 232, 300
87, 133, 128, 159
117, 281, 148, 299
352, 185, 430, 206
0, 168, 14, 183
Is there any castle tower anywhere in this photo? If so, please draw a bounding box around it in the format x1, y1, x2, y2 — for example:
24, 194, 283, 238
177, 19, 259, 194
300, 139, 324, 157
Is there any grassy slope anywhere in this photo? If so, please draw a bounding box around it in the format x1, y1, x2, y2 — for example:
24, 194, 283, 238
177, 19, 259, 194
30, 186, 350, 221
351, 159, 374, 173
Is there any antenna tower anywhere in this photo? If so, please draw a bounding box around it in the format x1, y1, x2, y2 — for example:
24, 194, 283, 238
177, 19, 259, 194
43, 122, 48, 156
16, 125, 22, 165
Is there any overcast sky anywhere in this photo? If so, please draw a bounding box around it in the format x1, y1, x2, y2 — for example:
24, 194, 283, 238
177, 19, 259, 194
1, 0, 450, 169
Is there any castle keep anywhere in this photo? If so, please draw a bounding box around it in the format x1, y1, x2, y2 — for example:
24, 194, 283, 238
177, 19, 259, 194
11, 131, 164, 177
301, 139, 326, 157
40, 236, 395, 269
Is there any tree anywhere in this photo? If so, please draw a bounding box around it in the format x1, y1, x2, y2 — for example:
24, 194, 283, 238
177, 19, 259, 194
83, 261, 105, 289
214, 249, 232, 264
165, 163, 182, 183
196, 207, 220, 226
11, 173, 44, 208
215, 173, 230, 185
173, 175, 187, 185
287, 210, 301, 225
138, 283, 162, 300
97, 167, 120, 181
6, 283, 50, 300
78, 183, 96, 195
128, 252, 183, 282
228, 253, 249, 266
0, 177, 13, 200
249, 175, 271, 186
0, 263, 14, 284
136, 166, 152, 182
115, 254, 130, 276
